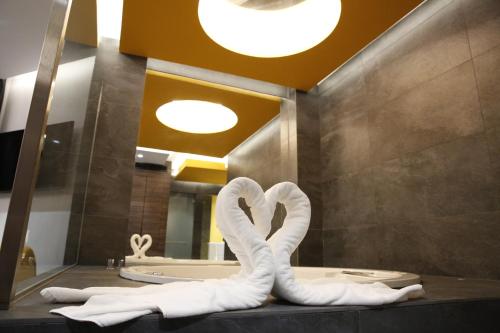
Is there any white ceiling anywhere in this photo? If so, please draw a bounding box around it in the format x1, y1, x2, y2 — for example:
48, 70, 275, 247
0, 0, 54, 79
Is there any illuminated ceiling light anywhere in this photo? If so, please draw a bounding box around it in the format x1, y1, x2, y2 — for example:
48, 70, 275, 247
137, 153, 144, 158
97, 0, 123, 40
198, 0, 342, 58
156, 100, 238, 134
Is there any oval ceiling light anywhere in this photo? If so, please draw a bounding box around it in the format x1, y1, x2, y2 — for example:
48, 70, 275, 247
198, 0, 342, 58
156, 100, 238, 134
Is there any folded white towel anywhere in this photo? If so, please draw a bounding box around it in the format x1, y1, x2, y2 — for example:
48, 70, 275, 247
265, 182, 424, 305
41, 177, 275, 327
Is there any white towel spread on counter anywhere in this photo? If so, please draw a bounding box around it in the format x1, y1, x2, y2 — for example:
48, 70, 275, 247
41, 178, 275, 327
264, 182, 424, 305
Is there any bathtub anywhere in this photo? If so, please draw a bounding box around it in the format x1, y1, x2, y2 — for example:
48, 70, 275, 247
120, 264, 420, 288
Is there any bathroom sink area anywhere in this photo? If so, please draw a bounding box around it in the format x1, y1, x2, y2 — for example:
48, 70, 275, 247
120, 265, 421, 288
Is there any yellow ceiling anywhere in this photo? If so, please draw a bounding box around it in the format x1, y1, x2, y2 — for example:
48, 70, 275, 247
120, 0, 424, 90
66, 0, 98, 47
176, 160, 227, 185
137, 70, 281, 157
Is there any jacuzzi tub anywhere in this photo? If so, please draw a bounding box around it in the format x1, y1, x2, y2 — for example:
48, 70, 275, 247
120, 265, 420, 288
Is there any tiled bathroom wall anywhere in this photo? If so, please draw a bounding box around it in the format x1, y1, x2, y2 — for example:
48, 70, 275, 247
77, 39, 146, 265
318, 0, 500, 278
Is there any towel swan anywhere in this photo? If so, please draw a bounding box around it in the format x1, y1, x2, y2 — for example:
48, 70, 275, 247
40, 178, 275, 327
40, 177, 423, 326
265, 181, 424, 305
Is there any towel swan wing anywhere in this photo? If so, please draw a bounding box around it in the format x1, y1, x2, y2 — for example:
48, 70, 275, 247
265, 181, 424, 306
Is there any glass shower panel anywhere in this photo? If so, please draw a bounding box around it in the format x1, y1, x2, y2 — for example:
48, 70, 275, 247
165, 193, 196, 259
14, 40, 98, 290
0, 73, 37, 258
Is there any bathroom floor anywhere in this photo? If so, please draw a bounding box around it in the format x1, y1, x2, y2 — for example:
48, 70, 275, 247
1, 266, 500, 332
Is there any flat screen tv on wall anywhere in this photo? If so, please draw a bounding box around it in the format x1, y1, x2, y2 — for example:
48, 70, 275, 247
0, 128, 23, 191
0, 121, 74, 191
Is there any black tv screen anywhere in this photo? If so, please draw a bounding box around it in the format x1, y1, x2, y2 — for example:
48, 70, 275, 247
0, 129, 23, 191
0, 121, 74, 191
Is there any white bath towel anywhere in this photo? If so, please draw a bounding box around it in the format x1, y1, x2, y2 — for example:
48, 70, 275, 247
41, 178, 275, 327
265, 182, 424, 305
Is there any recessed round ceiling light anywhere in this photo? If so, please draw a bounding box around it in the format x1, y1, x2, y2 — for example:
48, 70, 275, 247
156, 100, 238, 134
198, 0, 342, 58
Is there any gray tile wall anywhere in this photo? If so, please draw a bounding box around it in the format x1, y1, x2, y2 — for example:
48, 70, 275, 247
128, 166, 171, 257
318, 0, 500, 278
78, 39, 146, 265
296, 92, 323, 266
228, 97, 323, 266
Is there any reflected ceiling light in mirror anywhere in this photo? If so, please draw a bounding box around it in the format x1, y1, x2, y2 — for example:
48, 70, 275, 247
137, 146, 228, 177
198, 0, 342, 58
156, 100, 238, 134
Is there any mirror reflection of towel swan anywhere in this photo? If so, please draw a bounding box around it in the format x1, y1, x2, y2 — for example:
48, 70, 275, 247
129, 234, 152, 259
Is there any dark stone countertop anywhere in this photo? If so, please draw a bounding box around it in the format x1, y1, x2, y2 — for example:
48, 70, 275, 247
1, 266, 500, 332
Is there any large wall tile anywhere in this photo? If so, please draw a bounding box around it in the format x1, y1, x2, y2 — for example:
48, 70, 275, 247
408, 134, 500, 218
84, 157, 134, 219
419, 211, 500, 278
363, 1, 470, 107
321, 111, 371, 179
319, 55, 369, 136
473, 44, 500, 128
78, 215, 128, 265
368, 61, 482, 163
323, 226, 383, 269
322, 169, 377, 230
91, 102, 140, 160
372, 158, 427, 223
461, 0, 500, 57
298, 228, 323, 267
486, 126, 500, 172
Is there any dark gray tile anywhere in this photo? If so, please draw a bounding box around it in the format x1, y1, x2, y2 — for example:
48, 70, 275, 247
379, 222, 435, 275
473, 44, 500, 128
63, 213, 83, 265
359, 300, 500, 333
321, 111, 371, 179
84, 156, 134, 218
298, 228, 323, 267
368, 61, 482, 163
78, 215, 128, 265
372, 157, 427, 223
486, 126, 500, 172
419, 211, 500, 279
461, 0, 500, 57
407, 134, 500, 217
363, 1, 470, 107
322, 169, 377, 229
323, 226, 383, 269
319, 55, 369, 136
91, 102, 141, 160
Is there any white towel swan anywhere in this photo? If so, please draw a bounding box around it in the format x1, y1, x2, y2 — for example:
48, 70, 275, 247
40, 178, 275, 327
265, 181, 424, 305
